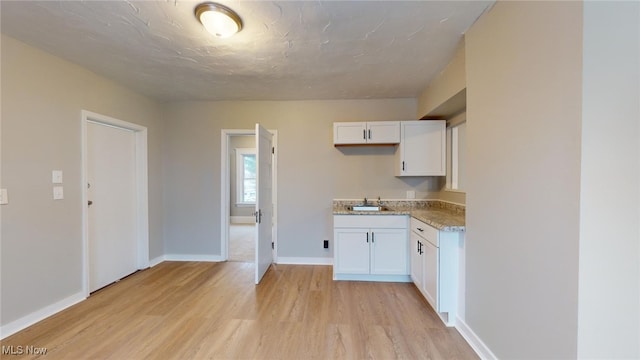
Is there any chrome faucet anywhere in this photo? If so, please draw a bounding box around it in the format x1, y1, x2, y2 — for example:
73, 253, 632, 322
363, 197, 368, 205
378, 196, 383, 205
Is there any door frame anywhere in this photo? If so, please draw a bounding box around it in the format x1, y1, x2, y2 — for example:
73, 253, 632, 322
81, 110, 149, 297
221, 129, 278, 261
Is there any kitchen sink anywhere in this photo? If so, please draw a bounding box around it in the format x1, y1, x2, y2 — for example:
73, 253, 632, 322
350, 205, 389, 211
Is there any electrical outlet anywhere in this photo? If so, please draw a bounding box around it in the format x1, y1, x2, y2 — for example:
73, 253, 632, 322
323, 240, 329, 249
406, 190, 416, 199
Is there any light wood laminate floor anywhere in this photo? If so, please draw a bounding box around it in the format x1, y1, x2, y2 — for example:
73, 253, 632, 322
1, 262, 478, 359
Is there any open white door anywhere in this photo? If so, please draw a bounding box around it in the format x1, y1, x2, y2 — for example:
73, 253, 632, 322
255, 124, 273, 284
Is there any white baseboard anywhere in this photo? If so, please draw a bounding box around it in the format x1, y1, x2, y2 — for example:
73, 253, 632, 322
455, 316, 497, 360
163, 254, 225, 262
0, 291, 85, 340
333, 273, 412, 282
276, 257, 333, 265
154, 255, 332, 266
149, 255, 166, 267
230, 216, 255, 224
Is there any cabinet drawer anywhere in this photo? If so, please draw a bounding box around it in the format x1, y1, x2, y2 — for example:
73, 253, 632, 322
334, 215, 407, 229
410, 217, 438, 247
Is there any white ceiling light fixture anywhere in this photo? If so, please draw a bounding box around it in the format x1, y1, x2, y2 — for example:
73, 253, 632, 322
195, 2, 243, 38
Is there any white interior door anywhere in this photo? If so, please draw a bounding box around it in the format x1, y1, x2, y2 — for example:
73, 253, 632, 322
255, 124, 273, 284
87, 121, 138, 292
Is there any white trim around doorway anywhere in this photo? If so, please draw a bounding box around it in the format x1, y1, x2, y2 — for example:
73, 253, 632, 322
221, 129, 278, 262
80, 110, 149, 298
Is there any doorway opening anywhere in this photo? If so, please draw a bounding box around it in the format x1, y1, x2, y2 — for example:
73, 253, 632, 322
221, 129, 277, 264
229, 135, 256, 262
229, 224, 255, 262
81, 110, 149, 297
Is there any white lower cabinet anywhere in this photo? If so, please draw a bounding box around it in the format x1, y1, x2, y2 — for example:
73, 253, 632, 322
334, 215, 409, 282
370, 228, 408, 275
409, 230, 424, 289
334, 228, 369, 274
423, 238, 439, 308
410, 217, 463, 326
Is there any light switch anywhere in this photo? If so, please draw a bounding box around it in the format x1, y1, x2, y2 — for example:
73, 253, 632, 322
53, 186, 64, 200
0, 188, 8, 205
406, 190, 416, 199
52, 170, 63, 184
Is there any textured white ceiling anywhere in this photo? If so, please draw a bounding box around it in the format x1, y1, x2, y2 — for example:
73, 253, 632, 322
0, 1, 491, 102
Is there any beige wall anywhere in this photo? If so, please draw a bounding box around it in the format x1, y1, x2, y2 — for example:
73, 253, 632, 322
417, 41, 466, 118
436, 188, 465, 204
417, 43, 467, 205
465, 2, 582, 358
161, 99, 441, 258
578, 2, 640, 357
0, 35, 164, 326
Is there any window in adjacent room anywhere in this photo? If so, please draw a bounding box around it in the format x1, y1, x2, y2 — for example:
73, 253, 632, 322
236, 148, 256, 204
446, 114, 466, 191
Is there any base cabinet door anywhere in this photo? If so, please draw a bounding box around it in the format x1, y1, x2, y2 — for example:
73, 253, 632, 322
410, 217, 463, 327
334, 228, 370, 274
409, 231, 424, 288
370, 228, 408, 275
333, 215, 409, 281
422, 239, 439, 310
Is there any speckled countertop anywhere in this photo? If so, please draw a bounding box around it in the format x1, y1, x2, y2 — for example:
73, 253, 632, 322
333, 199, 465, 232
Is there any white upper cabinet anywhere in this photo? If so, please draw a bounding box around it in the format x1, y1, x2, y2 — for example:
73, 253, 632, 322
334, 122, 366, 144
367, 122, 401, 144
395, 120, 446, 176
333, 121, 400, 145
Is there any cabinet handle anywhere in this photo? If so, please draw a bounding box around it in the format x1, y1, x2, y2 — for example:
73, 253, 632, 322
366, 232, 369, 243
417, 227, 424, 232
402, 161, 405, 171
371, 232, 375, 243
368, 129, 371, 139
417, 240, 420, 253
419, 241, 423, 255
363, 129, 366, 140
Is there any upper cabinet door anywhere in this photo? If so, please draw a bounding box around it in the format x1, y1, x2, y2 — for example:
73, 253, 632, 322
396, 120, 446, 176
333, 121, 400, 145
333, 122, 367, 145
367, 121, 400, 144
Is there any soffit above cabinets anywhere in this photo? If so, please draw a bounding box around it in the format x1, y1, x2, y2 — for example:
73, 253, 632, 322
0, 1, 492, 102
421, 89, 467, 120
